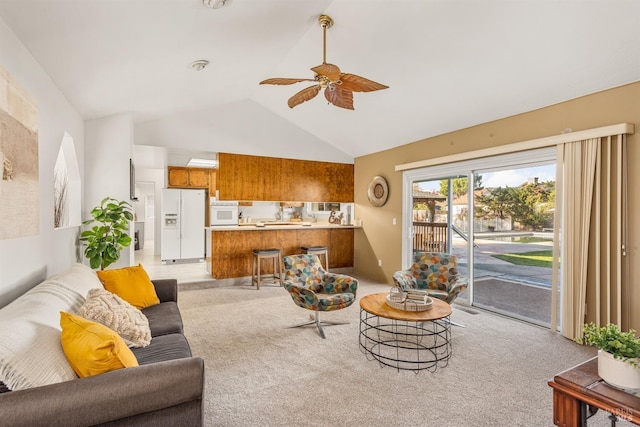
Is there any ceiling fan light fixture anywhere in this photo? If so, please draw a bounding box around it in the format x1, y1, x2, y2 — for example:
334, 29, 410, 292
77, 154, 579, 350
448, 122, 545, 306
203, 0, 226, 9
259, 14, 388, 110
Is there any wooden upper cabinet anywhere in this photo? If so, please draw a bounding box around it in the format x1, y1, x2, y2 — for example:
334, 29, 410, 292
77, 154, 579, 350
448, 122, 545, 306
188, 169, 209, 188
208, 170, 217, 196
168, 166, 214, 190
282, 159, 324, 201
218, 153, 281, 201
329, 163, 354, 202
218, 152, 354, 202
168, 167, 189, 187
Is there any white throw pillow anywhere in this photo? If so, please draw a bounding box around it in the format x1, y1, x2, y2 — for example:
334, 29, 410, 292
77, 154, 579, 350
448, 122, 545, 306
77, 289, 151, 348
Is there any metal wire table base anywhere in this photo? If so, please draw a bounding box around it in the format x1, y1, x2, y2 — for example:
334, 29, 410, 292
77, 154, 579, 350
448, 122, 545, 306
359, 308, 452, 373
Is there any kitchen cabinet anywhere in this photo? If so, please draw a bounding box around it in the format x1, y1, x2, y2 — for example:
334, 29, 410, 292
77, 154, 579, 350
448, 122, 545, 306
188, 169, 209, 188
218, 153, 353, 202
217, 154, 281, 201
208, 169, 217, 196
168, 167, 190, 187
329, 228, 355, 268
167, 167, 217, 196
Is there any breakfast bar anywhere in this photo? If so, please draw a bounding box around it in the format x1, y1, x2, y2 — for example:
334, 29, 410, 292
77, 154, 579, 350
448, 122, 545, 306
206, 223, 356, 279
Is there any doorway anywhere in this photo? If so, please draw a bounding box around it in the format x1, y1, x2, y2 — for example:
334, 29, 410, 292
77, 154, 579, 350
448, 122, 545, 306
403, 148, 558, 326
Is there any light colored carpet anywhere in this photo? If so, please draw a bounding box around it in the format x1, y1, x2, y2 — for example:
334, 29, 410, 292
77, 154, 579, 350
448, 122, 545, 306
178, 277, 622, 427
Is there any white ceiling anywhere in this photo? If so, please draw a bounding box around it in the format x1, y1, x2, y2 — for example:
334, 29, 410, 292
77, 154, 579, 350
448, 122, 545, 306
1, 0, 638, 166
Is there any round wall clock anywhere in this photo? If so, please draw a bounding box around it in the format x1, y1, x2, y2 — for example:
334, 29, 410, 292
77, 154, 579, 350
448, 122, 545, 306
367, 176, 389, 207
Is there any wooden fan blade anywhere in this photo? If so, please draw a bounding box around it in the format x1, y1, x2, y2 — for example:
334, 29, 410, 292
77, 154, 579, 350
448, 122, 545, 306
311, 63, 342, 81
260, 77, 315, 85
288, 85, 321, 108
339, 73, 389, 92
324, 86, 354, 110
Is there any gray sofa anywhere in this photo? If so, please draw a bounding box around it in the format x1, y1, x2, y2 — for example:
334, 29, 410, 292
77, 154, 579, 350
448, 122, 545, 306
0, 275, 204, 427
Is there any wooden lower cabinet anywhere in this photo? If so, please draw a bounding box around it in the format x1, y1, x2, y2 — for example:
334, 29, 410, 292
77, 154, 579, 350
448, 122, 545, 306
210, 228, 354, 279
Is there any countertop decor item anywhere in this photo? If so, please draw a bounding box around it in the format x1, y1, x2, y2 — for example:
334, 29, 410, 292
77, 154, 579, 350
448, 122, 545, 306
367, 175, 389, 207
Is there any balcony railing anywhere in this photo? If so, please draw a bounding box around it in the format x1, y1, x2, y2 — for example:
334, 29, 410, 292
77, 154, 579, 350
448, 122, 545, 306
413, 222, 448, 253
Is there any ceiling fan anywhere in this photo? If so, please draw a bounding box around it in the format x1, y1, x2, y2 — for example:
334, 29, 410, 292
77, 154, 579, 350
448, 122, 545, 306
259, 15, 389, 110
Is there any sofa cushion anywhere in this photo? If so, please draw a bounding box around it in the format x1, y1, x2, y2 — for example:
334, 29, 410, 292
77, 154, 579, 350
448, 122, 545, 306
60, 312, 138, 378
97, 264, 160, 309
131, 333, 192, 365
0, 264, 102, 391
142, 301, 184, 337
78, 289, 151, 348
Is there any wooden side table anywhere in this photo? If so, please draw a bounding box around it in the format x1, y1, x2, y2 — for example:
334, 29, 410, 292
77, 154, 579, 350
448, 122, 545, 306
548, 357, 640, 426
359, 292, 452, 372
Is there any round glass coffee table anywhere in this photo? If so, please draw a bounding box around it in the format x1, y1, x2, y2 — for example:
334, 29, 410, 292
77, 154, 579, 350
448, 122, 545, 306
359, 292, 452, 372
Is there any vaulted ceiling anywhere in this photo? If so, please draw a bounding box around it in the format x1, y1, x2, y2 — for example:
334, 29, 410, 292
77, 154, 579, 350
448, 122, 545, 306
1, 0, 638, 166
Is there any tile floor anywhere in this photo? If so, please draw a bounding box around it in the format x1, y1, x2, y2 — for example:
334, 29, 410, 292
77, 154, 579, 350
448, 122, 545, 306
133, 241, 212, 284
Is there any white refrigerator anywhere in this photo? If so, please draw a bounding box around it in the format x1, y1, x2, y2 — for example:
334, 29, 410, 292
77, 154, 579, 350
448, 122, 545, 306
161, 188, 205, 262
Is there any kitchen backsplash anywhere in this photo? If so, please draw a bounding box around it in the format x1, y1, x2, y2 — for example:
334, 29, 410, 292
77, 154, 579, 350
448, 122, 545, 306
237, 201, 355, 223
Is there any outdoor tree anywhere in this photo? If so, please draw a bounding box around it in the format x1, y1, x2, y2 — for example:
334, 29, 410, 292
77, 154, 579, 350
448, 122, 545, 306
509, 180, 555, 230
440, 175, 483, 198
475, 187, 514, 221
475, 180, 555, 231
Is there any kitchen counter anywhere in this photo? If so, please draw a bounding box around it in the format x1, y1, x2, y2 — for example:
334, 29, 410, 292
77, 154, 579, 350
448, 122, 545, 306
206, 223, 360, 231
205, 223, 356, 279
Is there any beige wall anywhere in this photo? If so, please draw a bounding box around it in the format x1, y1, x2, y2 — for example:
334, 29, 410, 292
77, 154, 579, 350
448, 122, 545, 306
354, 81, 640, 330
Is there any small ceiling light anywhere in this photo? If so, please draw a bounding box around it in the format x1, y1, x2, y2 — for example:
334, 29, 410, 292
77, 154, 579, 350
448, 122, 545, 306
191, 60, 209, 71
187, 158, 218, 168
203, 0, 226, 9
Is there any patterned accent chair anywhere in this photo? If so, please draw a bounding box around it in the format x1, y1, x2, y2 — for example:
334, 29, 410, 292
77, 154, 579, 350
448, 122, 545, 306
392, 252, 468, 304
282, 254, 358, 339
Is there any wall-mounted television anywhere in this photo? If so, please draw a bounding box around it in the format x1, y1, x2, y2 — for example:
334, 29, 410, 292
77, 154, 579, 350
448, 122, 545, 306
130, 159, 139, 201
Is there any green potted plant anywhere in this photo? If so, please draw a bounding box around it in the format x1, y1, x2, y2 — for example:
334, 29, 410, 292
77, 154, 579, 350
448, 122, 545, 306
80, 197, 134, 270
578, 322, 640, 390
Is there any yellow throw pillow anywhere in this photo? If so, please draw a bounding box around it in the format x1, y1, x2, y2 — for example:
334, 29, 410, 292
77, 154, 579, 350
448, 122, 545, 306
97, 264, 160, 309
60, 312, 138, 378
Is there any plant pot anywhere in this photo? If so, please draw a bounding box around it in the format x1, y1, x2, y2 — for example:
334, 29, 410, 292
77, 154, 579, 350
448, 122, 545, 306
597, 349, 640, 390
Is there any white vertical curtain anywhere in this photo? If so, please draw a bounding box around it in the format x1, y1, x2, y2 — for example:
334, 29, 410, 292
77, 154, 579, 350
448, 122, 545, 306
559, 135, 627, 340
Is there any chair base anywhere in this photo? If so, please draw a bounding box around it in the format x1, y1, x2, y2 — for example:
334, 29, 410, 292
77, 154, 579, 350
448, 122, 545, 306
284, 311, 347, 339
419, 317, 465, 329
445, 318, 466, 328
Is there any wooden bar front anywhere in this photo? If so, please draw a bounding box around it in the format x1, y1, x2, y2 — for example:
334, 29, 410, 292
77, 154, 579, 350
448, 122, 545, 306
210, 227, 354, 279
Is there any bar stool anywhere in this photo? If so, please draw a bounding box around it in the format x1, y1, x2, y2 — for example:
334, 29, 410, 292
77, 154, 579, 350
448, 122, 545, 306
301, 246, 329, 271
251, 248, 283, 290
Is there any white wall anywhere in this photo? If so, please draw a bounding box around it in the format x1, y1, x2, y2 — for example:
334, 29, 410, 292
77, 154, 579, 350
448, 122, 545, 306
84, 114, 134, 269
134, 99, 354, 164
0, 15, 85, 307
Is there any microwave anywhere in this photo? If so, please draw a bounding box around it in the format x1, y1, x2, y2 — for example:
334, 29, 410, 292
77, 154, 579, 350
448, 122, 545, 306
210, 201, 239, 226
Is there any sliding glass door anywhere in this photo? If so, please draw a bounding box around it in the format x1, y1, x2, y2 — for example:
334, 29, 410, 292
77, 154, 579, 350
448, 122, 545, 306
470, 165, 556, 326
402, 148, 559, 326
411, 175, 470, 304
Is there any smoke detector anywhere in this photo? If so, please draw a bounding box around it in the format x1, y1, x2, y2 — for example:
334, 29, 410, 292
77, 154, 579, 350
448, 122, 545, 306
191, 60, 209, 71
203, 0, 226, 9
